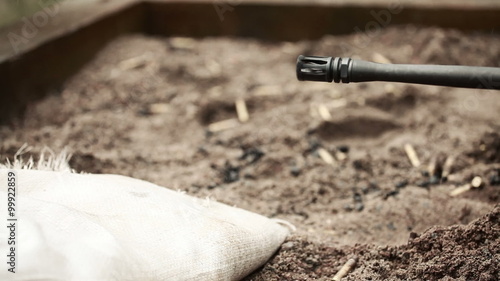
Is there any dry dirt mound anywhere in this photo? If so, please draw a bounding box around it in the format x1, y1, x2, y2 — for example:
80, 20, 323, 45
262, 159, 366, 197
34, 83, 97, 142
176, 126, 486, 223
247, 205, 499, 281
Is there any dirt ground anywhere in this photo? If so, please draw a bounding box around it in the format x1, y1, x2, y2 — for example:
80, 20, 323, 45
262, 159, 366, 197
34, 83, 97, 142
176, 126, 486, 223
1, 26, 499, 280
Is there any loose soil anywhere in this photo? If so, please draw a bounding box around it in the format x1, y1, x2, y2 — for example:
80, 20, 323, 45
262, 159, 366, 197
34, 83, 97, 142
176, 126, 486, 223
1, 26, 499, 280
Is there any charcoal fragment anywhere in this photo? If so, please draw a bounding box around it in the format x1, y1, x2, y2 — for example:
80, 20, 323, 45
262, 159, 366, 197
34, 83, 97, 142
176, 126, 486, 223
240, 147, 265, 164
353, 192, 363, 203
489, 169, 500, 186
395, 180, 409, 189
383, 190, 399, 199
416, 180, 431, 188
222, 163, 240, 183
337, 145, 350, 153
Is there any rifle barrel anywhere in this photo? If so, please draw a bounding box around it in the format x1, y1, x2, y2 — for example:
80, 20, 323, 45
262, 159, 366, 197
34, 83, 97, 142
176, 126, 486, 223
296, 55, 500, 90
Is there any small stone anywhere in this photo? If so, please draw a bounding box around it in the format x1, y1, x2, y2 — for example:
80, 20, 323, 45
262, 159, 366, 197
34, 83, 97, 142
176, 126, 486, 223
197, 146, 209, 156
489, 171, 500, 186
337, 145, 350, 153
360, 185, 371, 194
353, 159, 371, 172
343, 204, 353, 212
360, 181, 380, 194
387, 222, 396, 231
137, 108, 151, 116
305, 255, 319, 265
290, 166, 301, 177
207, 183, 218, 190
353, 192, 363, 203
308, 139, 322, 151
383, 190, 399, 199
354, 202, 364, 212
416, 180, 431, 188
429, 175, 440, 185
243, 173, 256, 180
222, 163, 240, 183
395, 180, 409, 189
239, 147, 265, 164
281, 241, 295, 250
409, 232, 419, 240
306, 128, 317, 135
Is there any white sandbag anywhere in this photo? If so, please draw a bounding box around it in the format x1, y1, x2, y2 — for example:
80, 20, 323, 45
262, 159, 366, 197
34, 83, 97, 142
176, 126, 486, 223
0, 169, 291, 280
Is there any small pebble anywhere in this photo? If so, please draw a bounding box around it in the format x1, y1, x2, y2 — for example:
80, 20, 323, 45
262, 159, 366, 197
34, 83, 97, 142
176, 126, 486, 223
353, 192, 363, 203
409, 232, 419, 240
337, 145, 350, 153
395, 180, 409, 189
361, 181, 380, 194
306, 128, 317, 135
305, 256, 319, 265
416, 180, 431, 188
290, 166, 301, 177
137, 108, 151, 116
360, 185, 370, 194
240, 147, 265, 164
281, 241, 295, 250
308, 139, 322, 151
490, 172, 500, 186
387, 222, 396, 231
354, 202, 364, 212
222, 163, 240, 183
197, 146, 209, 156
243, 173, 256, 180
383, 190, 399, 199
205, 130, 214, 138
343, 204, 353, 212
429, 175, 440, 185
207, 183, 218, 190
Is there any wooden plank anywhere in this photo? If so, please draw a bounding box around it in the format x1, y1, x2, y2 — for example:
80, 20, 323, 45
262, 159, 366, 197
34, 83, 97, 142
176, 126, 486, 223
0, 0, 143, 123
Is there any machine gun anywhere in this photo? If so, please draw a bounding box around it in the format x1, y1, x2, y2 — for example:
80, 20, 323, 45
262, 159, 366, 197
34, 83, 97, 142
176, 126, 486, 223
296, 55, 500, 90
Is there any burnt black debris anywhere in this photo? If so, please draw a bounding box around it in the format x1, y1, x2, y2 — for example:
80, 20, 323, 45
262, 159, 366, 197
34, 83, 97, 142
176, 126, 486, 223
489, 169, 500, 186
416, 180, 431, 188
222, 162, 240, 183
240, 147, 265, 165
360, 181, 380, 195
395, 180, 409, 189
383, 190, 399, 200
337, 145, 350, 153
